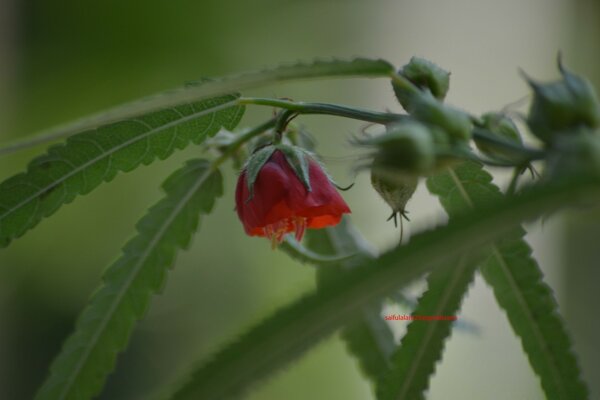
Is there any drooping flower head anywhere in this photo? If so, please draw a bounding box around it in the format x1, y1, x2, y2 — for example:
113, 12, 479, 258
235, 145, 351, 247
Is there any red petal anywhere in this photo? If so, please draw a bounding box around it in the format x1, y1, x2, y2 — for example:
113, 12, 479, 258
235, 150, 351, 238
236, 153, 293, 232
285, 156, 351, 217
307, 214, 342, 228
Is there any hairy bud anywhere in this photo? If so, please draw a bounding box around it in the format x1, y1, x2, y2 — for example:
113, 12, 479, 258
409, 93, 473, 142
544, 128, 600, 181
526, 59, 600, 144
474, 112, 528, 164
394, 57, 450, 107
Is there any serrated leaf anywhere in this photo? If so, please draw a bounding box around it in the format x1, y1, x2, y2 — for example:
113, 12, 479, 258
165, 175, 600, 400
0, 94, 243, 248
304, 220, 395, 383
340, 308, 396, 384
35, 159, 223, 400
377, 254, 478, 400
1, 58, 394, 156
426, 161, 589, 400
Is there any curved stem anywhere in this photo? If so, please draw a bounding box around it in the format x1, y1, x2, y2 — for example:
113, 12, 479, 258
274, 109, 298, 135
238, 97, 406, 125
472, 129, 545, 161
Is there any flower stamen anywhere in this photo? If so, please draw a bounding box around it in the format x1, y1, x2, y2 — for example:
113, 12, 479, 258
293, 216, 307, 242
264, 216, 308, 249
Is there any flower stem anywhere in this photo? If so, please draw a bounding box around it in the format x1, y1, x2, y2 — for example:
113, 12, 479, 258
237, 97, 545, 167
238, 97, 406, 125
211, 116, 278, 170
472, 129, 546, 161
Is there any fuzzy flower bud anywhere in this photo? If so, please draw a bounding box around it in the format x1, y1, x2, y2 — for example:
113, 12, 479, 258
526, 59, 600, 144
393, 57, 450, 108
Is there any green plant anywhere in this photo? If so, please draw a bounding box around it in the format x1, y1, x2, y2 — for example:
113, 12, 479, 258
0, 56, 597, 399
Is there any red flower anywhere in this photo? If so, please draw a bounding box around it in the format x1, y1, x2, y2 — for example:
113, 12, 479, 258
235, 149, 351, 246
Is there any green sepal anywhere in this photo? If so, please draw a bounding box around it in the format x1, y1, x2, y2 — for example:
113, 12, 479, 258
245, 145, 276, 199
544, 128, 600, 182
474, 112, 529, 164
276, 144, 312, 192
409, 92, 473, 142
362, 121, 436, 175
525, 59, 600, 144
400, 57, 450, 101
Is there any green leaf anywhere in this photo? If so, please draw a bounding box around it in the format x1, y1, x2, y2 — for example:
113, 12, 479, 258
340, 306, 396, 384
35, 159, 223, 400
426, 161, 589, 400
166, 175, 599, 400
1, 58, 394, 156
305, 220, 395, 383
480, 238, 588, 399
376, 254, 478, 400
0, 94, 243, 248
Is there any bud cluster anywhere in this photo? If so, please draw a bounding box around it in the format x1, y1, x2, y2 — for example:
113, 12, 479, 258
524, 58, 600, 180
360, 57, 474, 223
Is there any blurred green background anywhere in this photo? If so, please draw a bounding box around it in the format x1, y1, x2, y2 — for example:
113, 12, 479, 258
1, 1, 599, 399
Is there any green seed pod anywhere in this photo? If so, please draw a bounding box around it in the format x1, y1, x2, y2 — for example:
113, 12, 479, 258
526, 60, 600, 144
356, 120, 468, 179
409, 92, 473, 142
363, 122, 424, 228
544, 128, 600, 182
371, 160, 418, 224
474, 112, 528, 164
361, 121, 436, 175
393, 57, 450, 108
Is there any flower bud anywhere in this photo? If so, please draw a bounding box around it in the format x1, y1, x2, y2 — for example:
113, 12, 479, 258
371, 165, 418, 222
409, 93, 473, 142
393, 57, 450, 108
474, 112, 528, 164
544, 128, 600, 181
526, 60, 600, 144
391, 58, 471, 142
358, 121, 436, 176
366, 127, 421, 224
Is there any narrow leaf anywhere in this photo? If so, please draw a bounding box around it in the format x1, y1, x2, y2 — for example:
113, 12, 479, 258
166, 175, 599, 400
377, 254, 478, 400
0, 94, 243, 248
340, 306, 396, 384
426, 161, 589, 400
35, 159, 223, 400
305, 220, 395, 383
1, 58, 394, 155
